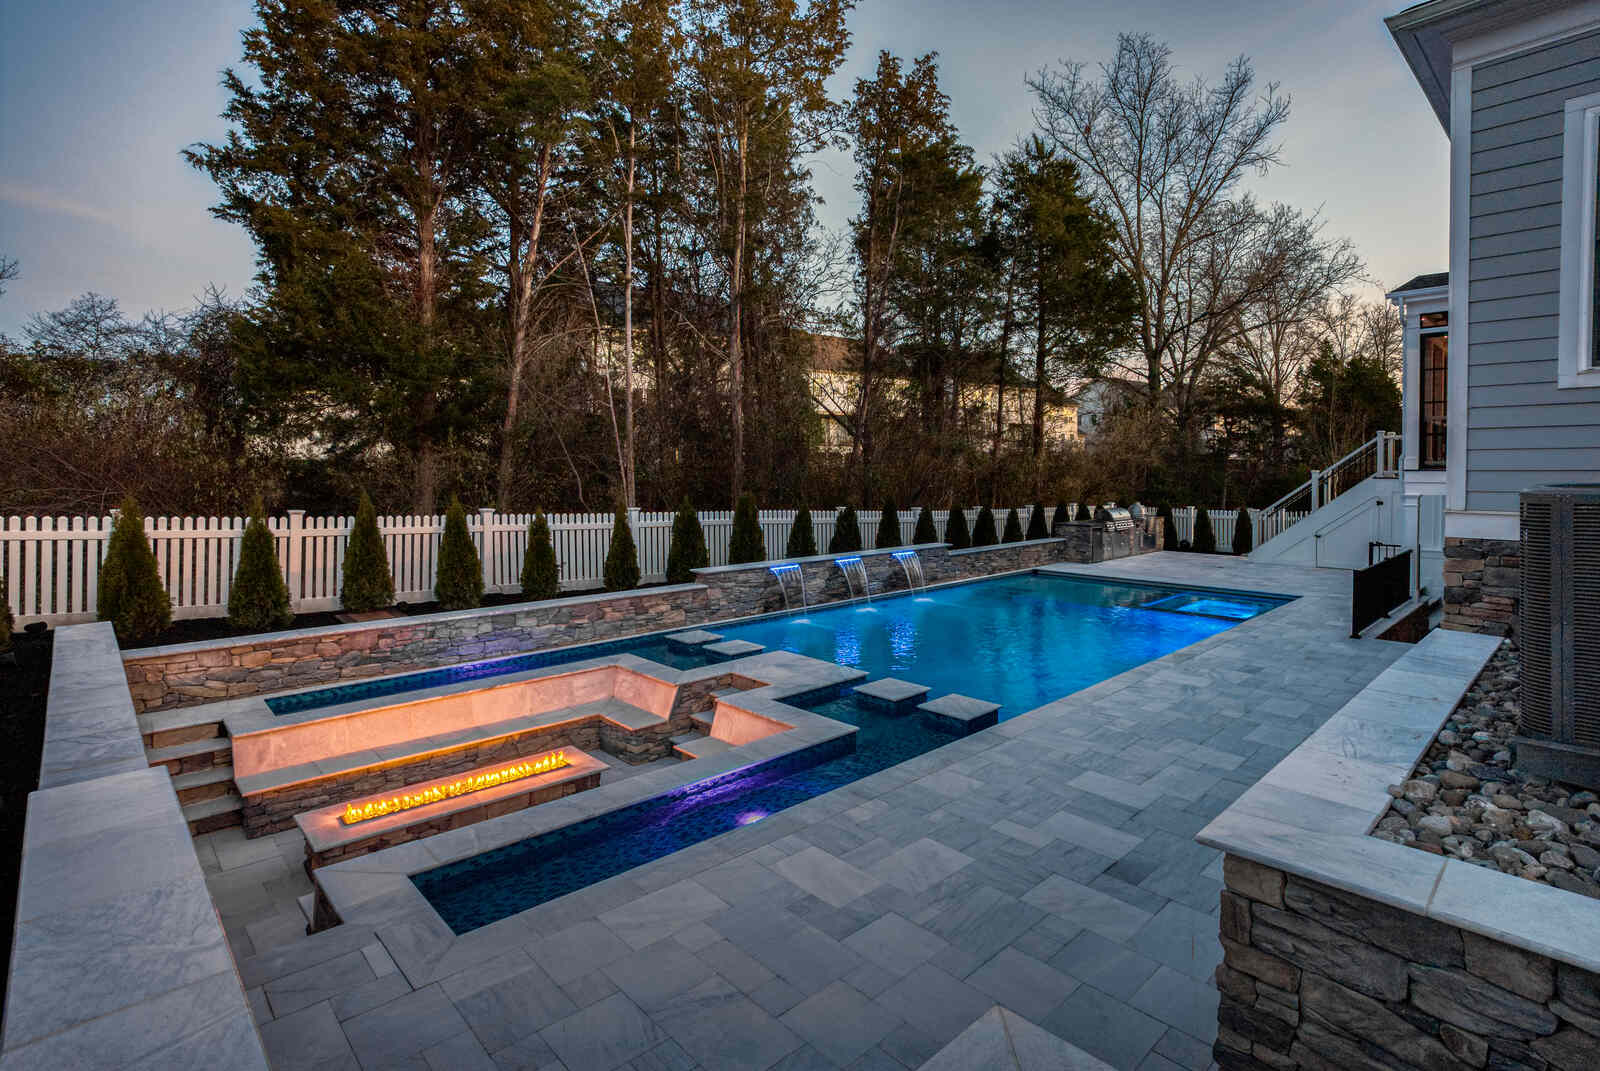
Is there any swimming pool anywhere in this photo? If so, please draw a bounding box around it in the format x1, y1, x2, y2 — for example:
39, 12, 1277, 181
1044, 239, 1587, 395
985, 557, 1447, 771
408, 573, 1289, 931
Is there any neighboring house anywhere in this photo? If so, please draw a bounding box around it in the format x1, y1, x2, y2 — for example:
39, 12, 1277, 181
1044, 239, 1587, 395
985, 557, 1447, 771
804, 333, 1080, 454
1380, 0, 1600, 632
1067, 378, 1142, 438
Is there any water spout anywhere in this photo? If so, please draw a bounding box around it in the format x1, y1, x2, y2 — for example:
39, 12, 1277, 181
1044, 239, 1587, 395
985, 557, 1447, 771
835, 556, 870, 601
891, 549, 926, 592
768, 563, 805, 610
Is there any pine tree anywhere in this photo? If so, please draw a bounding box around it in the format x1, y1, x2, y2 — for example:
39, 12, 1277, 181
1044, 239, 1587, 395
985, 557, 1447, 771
1193, 506, 1218, 554
1232, 507, 1253, 555
829, 507, 862, 553
1157, 504, 1177, 551
1051, 502, 1071, 529
1026, 503, 1049, 540
98, 497, 171, 643
874, 500, 901, 549
945, 507, 971, 549
666, 499, 709, 582
728, 493, 765, 564
228, 497, 293, 631
435, 496, 484, 609
603, 505, 641, 590
971, 506, 998, 547
1002, 508, 1025, 543
912, 506, 937, 545
341, 491, 394, 612
521, 509, 560, 599
787, 506, 818, 557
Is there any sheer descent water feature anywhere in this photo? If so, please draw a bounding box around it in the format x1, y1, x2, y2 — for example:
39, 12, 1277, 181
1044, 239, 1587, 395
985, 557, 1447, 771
835, 556, 870, 600
767, 563, 808, 610
891, 549, 926, 592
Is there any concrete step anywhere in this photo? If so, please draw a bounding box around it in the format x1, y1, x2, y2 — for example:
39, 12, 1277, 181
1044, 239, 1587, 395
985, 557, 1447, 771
171, 765, 235, 806
147, 737, 233, 775
183, 792, 243, 835
297, 893, 315, 925
138, 707, 228, 749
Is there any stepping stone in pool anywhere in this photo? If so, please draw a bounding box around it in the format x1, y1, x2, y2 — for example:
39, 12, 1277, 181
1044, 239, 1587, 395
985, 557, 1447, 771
852, 677, 930, 714
704, 639, 764, 661
666, 629, 723, 647
918, 693, 1001, 736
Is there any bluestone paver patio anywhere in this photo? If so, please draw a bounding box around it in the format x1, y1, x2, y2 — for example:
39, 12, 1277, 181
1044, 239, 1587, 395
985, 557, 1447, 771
203, 554, 1411, 1071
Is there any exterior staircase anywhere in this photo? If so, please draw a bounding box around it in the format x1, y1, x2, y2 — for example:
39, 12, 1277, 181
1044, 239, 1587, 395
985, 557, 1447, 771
1250, 433, 1405, 569
140, 708, 243, 834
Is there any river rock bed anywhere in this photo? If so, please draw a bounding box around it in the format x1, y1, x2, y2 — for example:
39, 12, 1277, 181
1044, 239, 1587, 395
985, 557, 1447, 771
1372, 640, 1600, 899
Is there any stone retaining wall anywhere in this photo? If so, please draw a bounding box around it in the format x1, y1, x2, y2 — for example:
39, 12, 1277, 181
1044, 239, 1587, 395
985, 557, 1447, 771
1443, 536, 1520, 636
1214, 853, 1600, 1071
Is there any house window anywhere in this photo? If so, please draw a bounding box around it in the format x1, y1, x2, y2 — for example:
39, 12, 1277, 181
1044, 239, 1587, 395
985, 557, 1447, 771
1419, 317, 1447, 469
1557, 91, 1600, 388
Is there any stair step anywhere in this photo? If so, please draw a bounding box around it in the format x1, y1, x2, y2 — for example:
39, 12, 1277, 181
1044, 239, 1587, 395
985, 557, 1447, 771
297, 893, 315, 924
184, 792, 243, 835
172, 765, 235, 805
148, 737, 233, 775
139, 707, 227, 749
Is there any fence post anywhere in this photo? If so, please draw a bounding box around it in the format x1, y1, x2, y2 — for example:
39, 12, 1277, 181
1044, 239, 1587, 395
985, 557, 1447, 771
477, 507, 496, 591
285, 509, 305, 610
1310, 470, 1322, 511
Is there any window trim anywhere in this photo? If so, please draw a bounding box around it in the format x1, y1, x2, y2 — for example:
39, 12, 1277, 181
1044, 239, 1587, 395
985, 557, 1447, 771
1558, 90, 1600, 389
1418, 327, 1449, 470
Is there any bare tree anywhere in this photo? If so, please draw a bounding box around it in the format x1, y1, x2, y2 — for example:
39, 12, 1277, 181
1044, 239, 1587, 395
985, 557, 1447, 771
0, 256, 17, 299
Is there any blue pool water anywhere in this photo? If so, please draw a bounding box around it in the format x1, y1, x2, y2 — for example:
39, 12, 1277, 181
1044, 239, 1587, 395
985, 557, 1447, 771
409, 574, 1288, 932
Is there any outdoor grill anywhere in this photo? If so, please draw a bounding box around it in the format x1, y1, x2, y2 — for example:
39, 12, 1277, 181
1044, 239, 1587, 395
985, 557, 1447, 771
1095, 506, 1137, 558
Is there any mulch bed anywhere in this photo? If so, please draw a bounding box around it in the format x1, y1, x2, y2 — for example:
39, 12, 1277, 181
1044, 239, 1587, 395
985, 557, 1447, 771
0, 626, 52, 1023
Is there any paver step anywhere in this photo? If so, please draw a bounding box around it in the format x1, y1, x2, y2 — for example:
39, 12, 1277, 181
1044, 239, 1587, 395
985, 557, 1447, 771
183, 792, 243, 835
171, 765, 236, 805
690, 712, 714, 734
138, 707, 227, 749
297, 893, 315, 924
147, 737, 233, 775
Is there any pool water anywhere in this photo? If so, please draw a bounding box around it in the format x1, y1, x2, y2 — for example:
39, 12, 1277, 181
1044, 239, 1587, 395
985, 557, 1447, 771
414, 691, 956, 932
409, 574, 1288, 932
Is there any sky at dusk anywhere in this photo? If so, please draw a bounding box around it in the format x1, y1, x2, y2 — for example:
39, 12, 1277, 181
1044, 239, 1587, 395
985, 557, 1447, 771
0, 0, 1448, 338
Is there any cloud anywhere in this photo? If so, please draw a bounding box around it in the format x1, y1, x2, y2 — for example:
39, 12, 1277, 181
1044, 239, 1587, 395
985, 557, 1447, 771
0, 182, 140, 236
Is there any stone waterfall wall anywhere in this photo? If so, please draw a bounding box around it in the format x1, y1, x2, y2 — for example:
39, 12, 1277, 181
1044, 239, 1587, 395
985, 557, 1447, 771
1215, 854, 1600, 1071
1443, 536, 1520, 636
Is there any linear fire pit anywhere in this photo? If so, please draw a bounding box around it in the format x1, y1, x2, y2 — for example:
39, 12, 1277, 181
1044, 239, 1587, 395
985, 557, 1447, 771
295, 746, 606, 868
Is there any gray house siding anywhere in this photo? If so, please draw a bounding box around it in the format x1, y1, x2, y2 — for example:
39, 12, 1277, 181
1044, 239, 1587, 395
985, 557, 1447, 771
1467, 29, 1600, 511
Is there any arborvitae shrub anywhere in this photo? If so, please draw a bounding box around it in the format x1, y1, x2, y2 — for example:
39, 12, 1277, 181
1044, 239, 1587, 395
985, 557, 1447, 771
0, 595, 12, 652
1002, 508, 1025, 543
829, 507, 862, 553
341, 491, 394, 612
602, 505, 641, 590
1157, 504, 1177, 551
1076, 501, 1093, 524
945, 507, 971, 549
98, 497, 171, 643
1026, 503, 1049, 540
228, 498, 293, 631
875, 500, 901, 549
1232, 507, 1253, 555
728, 494, 764, 564
1193, 506, 1218, 554
786, 506, 818, 558
435, 496, 484, 609
1051, 502, 1070, 530
665, 499, 709, 582
971, 506, 998, 547
912, 506, 937, 545
521, 509, 560, 598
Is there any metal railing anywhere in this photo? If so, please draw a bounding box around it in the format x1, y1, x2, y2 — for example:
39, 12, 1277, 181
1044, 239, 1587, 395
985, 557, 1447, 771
1257, 432, 1400, 547
1352, 549, 1412, 638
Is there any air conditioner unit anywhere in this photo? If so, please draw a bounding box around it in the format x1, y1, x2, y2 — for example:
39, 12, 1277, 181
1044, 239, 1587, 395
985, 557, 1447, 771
1515, 484, 1600, 790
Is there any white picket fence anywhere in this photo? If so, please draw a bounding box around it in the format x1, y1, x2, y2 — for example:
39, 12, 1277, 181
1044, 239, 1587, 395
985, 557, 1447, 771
3, 505, 1087, 626
1169, 507, 1310, 550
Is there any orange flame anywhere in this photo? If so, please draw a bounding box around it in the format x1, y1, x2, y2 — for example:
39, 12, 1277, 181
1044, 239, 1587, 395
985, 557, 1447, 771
341, 751, 571, 825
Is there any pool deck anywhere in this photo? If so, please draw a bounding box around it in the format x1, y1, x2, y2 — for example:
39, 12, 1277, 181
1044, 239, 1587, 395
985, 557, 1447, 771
211, 554, 1414, 1071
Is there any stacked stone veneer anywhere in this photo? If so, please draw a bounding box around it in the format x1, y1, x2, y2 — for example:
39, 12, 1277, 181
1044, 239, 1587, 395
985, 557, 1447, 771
1443, 536, 1520, 636
1216, 854, 1600, 1071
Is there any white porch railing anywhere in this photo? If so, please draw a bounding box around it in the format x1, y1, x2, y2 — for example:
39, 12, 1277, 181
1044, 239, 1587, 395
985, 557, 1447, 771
1255, 432, 1400, 547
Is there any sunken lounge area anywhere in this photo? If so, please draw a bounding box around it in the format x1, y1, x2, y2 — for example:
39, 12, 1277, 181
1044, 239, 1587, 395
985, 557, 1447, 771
8, 553, 1593, 1071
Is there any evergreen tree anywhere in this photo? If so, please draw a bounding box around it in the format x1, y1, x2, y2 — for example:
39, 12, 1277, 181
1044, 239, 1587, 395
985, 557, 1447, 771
435, 496, 484, 609
1026, 503, 1049, 540
228, 497, 292, 631
1051, 502, 1071, 529
1193, 506, 1218, 554
1232, 507, 1253, 555
829, 507, 862, 553
341, 491, 394, 612
1157, 504, 1177, 551
603, 505, 641, 590
1002, 508, 1025, 542
944, 507, 971, 549
787, 506, 818, 558
728, 493, 765, 564
0, 593, 13, 652
521, 509, 560, 599
98, 497, 171, 643
971, 506, 998, 547
912, 506, 937, 545
666, 499, 709, 582
874, 500, 901, 549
